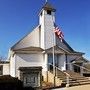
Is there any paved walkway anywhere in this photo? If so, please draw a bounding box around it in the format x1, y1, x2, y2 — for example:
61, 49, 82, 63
51, 84, 90, 90
52, 88, 67, 90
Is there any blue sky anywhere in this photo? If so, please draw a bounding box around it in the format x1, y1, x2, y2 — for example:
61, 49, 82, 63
0, 0, 90, 60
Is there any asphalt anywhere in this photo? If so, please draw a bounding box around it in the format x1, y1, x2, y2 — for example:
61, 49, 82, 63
51, 84, 90, 90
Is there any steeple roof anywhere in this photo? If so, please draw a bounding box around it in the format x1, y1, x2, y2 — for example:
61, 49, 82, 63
42, 2, 56, 11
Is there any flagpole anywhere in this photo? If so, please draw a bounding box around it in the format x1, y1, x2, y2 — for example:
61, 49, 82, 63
53, 31, 56, 86
52, 16, 56, 86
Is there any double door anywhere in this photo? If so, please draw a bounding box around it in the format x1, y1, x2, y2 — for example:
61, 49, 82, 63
23, 73, 38, 87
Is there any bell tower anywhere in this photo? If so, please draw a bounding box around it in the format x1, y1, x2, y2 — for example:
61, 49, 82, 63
39, 2, 56, 49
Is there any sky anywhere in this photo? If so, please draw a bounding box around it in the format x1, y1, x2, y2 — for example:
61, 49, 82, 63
0, 0, 90, 60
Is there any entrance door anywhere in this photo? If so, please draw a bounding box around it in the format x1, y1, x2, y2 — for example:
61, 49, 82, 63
23, 73, 38, 87
73, 63, 82, 73
73, 65, 80, 73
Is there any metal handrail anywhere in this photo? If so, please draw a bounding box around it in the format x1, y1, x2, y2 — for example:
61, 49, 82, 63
48, 62, 90, 72
48, 63, 62, 72
48, 62, 90, 78
66, 63, 90, 72
48, 63, 70, 86
48, 63, 67, 79
47, 62, 90, 87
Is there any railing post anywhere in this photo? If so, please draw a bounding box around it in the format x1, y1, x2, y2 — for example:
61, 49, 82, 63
64, 72, 70, 88
56, 66, 57, 77
66, 75, 69, 87
47, 64, 48, 82
80, 63, 84, 76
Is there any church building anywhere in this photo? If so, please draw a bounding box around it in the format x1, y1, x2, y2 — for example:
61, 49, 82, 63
0, 2, 90, 88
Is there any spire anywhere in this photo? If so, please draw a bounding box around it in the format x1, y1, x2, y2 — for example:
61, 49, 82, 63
42, 2, 56, 12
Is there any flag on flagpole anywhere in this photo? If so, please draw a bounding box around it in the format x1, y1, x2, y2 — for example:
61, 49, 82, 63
54, 25, 64, 42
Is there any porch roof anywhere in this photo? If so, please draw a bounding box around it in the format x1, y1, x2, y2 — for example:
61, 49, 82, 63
19, 66, 42, 72
45, 45, 84, 55
71, 57, 88, 63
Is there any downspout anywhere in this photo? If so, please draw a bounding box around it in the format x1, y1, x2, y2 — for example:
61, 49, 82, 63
65, 54, 68, 70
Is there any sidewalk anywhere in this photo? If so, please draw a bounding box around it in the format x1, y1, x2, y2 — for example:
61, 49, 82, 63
51, 84, 90, 90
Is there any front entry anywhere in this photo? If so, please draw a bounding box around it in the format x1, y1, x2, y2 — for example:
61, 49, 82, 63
73, 64, 80, 73
73, 63, 82, 73
19, 67, 42, 88
23, 73, 38, 87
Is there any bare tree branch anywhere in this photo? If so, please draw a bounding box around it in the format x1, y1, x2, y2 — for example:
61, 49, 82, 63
0, 56, 6, 61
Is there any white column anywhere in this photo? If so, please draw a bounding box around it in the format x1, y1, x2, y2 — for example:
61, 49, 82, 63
42, 53, 48, 81
58, 54, 66, 71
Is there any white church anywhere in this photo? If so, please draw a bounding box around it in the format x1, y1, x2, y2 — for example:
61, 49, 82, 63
0, 2, 90, 88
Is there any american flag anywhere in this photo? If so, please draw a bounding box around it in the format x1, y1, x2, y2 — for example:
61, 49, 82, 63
54, 25, 64, 42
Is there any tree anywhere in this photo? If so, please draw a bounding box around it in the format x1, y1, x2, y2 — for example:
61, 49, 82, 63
0, 56, 6, 61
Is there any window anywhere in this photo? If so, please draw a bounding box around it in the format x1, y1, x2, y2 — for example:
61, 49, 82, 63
47, 10, 51, 15
48, 54, 59, 66
48, 54, 59, 72
40, 12, 42, 16
0, 65, 3, 75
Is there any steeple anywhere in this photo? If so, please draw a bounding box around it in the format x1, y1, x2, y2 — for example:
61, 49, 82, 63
39, 2, 56, 25
39, 2, 56, 49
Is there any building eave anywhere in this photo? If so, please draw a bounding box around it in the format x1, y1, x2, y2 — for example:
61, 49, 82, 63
11, 46, 44, 54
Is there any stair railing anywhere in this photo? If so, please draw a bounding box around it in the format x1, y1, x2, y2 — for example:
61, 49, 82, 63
66, 63, 90, 76
48, 63, 66, 77
48, 63, 71, 87
47, 62, 90, 87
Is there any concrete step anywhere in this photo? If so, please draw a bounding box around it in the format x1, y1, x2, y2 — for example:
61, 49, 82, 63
60, 70, 90, 87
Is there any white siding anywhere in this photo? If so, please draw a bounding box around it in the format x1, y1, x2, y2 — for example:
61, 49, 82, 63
58, 54, 66, 71
40, 10, 45, 49
10, 55, 16, 77
43, 53, 48, 72
44, 12, 55, 49
0, 63, 10, 75
3, 64, 10, 75
40, 10, 56, 49
15, 53, 44, 77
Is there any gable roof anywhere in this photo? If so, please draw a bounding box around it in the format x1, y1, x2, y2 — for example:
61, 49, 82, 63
56, 37, 84, 54
11, 25, 83, 55
45, 45, 66, 54
71, 57, 88, 63
56, 37, 74, 52
11, 25, 41, 50
62, 39, 74, 52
